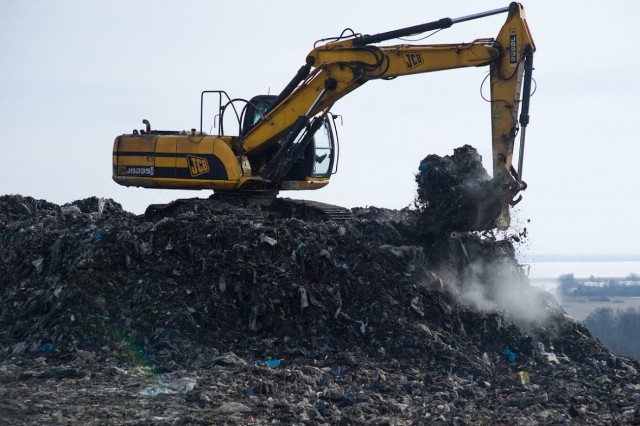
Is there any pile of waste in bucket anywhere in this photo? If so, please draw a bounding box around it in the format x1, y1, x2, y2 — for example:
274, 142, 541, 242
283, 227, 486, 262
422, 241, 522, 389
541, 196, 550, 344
1, 149, 639, 424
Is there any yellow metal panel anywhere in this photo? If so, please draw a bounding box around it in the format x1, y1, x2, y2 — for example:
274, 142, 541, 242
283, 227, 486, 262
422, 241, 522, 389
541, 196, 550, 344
114, 176, 243, 191
154, 157, 177, 168
113, 134, 246, 190
116, 156, 154, 166
115, 136, 156, 153
155, 137, 178, 153
490, 3, 535, 187
280, 178, 329, 191
176, 135, 215, 155
213, 138, 242, 181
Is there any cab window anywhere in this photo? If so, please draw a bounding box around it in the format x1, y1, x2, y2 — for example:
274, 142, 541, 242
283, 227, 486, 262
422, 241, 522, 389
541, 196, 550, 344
312, 120, 334, 177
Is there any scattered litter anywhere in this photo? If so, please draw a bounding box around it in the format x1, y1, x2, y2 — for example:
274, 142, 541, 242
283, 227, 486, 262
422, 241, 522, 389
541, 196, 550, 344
138, 377, 197, 397
503, 347, 518, 363
36, 343, 54, 353
259, 233, 277, 246
31, 257, 44, 274
517, 371, 531, 385
214, 401, 252, 414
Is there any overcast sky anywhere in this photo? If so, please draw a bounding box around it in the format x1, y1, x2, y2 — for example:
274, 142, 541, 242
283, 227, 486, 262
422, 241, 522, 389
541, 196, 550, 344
1, 0, 639, 257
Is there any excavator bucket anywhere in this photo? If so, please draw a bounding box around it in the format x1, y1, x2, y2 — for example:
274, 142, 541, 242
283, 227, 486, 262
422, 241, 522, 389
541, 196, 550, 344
415, 145, 509, 234
459, 179, 507, 231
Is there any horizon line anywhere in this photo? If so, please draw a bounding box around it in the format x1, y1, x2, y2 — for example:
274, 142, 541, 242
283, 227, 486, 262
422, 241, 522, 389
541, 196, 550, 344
518, 254, 640, 262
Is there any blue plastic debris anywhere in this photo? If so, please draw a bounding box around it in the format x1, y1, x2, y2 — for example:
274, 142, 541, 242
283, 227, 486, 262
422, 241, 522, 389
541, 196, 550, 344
503, 347, 517, 363
418, 161, 431, 184
264, 359, 280, 367
37, 343, 54, 353
94, 230, 103, 241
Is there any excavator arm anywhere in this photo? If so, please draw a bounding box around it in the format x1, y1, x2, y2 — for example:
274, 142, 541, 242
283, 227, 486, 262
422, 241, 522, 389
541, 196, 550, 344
238, 2, 535, 229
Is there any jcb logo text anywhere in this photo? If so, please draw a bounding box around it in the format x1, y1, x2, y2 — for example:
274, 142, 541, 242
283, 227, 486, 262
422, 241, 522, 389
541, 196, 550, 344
404, 53, 424, 70
187, 155, 210, 177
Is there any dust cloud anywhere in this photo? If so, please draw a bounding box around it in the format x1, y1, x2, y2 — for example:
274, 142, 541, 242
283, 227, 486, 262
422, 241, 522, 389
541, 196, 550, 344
414, 145, 559, 329
456, 255, 558, 330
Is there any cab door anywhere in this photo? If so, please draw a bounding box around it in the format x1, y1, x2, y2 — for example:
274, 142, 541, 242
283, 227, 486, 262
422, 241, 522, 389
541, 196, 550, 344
311, 118, 335, 178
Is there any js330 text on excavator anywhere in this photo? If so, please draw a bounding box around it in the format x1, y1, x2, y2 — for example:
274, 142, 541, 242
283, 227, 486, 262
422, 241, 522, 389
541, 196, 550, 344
112, 2, 535, 230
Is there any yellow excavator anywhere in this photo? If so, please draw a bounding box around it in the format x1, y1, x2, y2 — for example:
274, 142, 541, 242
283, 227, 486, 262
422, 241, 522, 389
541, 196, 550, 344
112, 2, 535, 230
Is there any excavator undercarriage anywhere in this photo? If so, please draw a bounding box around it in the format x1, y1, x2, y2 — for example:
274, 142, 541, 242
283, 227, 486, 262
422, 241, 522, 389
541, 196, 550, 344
144, 194, 354, 224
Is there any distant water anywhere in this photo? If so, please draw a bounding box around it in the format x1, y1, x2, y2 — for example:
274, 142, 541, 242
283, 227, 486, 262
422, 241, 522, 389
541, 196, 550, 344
521, 261, 640, 292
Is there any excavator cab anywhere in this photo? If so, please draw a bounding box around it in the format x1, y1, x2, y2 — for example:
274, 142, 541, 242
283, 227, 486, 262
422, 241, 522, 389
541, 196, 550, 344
240, 95, 337, 182
240, 95, 274, 135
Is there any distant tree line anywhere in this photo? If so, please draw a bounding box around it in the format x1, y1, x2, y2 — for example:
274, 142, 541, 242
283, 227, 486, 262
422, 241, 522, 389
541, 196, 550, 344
558, 273, 640, 299
584, 307, 640, 360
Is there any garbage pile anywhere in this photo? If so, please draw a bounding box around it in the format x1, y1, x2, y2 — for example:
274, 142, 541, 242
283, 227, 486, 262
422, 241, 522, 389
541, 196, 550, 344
1, 154, 640, 423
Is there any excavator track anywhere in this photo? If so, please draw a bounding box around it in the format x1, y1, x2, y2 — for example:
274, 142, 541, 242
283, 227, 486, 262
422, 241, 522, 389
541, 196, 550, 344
143, 194, 353, 223
271, 198, 354, 222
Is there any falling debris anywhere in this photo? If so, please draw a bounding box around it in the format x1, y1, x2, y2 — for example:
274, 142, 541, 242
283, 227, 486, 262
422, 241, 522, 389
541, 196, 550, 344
1, 154, 640, 423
